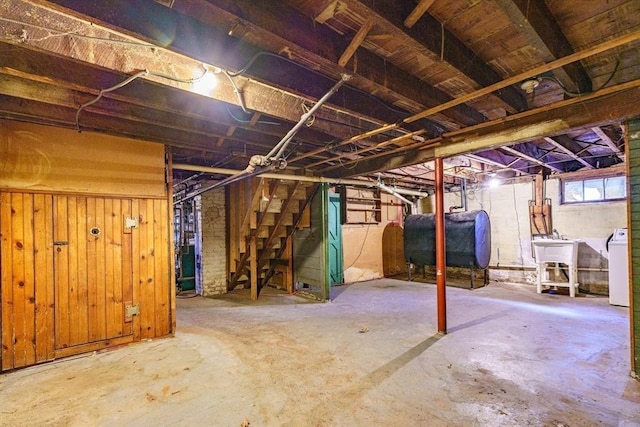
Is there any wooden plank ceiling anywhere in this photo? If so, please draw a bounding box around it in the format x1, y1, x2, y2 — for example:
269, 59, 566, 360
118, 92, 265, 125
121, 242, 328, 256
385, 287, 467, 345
1, 0, 639, 192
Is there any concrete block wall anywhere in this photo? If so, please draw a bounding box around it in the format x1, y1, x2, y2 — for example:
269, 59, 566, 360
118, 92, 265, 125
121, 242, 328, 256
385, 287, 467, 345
435, 179, 625, 291
200, 188, 227, 296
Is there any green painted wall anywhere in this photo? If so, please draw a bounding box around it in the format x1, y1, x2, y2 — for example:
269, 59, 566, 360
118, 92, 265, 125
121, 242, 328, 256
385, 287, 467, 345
628, 119, 640, 377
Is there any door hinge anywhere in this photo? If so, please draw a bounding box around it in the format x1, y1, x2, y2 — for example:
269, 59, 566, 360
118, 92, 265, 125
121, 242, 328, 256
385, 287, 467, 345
125, 304, 140, 320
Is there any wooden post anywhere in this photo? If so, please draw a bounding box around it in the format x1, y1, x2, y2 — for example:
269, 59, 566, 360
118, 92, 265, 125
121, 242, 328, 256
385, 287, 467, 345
435, 157, 447, 334
250, 235, 258, 301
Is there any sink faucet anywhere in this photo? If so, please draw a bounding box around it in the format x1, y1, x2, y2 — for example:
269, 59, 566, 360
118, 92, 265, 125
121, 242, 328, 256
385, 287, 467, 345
553, 229, 560, 239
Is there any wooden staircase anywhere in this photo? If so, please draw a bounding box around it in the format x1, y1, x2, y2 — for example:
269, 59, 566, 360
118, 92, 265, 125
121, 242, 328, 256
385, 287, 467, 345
228, 177, 318, 299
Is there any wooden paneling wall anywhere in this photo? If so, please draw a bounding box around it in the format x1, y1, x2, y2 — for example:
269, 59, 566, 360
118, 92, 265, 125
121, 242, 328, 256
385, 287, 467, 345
0, 120, 173, 371
1, 193, 54, 370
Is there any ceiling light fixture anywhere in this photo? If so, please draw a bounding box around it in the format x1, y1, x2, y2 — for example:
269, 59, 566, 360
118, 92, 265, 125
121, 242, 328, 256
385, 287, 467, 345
192, 64, 221, 96
520, 78, 540, 94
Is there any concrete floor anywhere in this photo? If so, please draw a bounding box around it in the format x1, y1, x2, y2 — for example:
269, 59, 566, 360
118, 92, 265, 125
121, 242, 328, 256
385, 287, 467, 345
1, 279, 639, 426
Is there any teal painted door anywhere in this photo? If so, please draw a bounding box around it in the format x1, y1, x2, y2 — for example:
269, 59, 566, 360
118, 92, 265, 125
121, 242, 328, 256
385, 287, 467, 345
328, 193, 343, 285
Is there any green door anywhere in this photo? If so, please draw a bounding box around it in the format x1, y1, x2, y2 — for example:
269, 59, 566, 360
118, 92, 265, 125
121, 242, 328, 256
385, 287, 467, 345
328, 193, 344, 285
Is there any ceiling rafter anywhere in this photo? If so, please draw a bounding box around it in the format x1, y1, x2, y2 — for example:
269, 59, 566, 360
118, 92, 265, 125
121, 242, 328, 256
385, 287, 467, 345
493, 0, 592, 93
404, 0, 436, 28
341, 0, 527, 112
591, 126, 625, 161
500, 146, 563, 172
164, 0, 485, 129
323, 82, 640, 178
26, 0, 419, 141
543, 136, 594, 169
338, 18, 373, 67
1, 0, 636, 190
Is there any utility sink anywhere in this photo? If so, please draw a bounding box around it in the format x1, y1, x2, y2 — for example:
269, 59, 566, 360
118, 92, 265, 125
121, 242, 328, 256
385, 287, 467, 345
531, 239, 580, 297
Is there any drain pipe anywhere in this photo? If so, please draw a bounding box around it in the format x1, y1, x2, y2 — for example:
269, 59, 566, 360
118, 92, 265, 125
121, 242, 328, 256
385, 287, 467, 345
376, 181, 418, 213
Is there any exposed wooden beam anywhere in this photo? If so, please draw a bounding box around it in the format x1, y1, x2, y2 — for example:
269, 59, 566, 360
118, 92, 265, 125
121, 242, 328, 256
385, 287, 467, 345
349, 0, 527, 112
463, 153, 530, 176
464, 153, 509, 169
404, 28, 640, 124
404, 0, 436, 28
217, 126, 237, 147
543, 136, 594, 169
305, 130, 426, 168
127, 0, 486, 128
591, 126, 625, 161
548, 164, 626, 181
323, 82, 640, 178
13, 0, 420, 137
249, 113, 261, 126
494, 0, 592, 93
0, 29, 364, 146
338, 19, 374, 67
500, 146, 562, 172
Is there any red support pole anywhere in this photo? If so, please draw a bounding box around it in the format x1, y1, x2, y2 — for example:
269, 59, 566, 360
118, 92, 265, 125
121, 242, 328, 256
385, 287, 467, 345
435, 157, 447, 334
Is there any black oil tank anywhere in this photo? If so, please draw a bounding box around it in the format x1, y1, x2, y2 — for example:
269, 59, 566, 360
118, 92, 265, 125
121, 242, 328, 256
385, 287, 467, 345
403, 210, 491, 269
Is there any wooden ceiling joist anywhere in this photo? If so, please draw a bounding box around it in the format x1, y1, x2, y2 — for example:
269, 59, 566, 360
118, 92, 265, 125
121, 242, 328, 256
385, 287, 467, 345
494, 0, 592, 93
591, 126, 625, 161
404, 0, 436, 28
500, 146, 563, 172
543, 136, 594, 169
160, 0, 486, 129
324, 82, 640, 178
346, 0, 528, 112
338, 19, 373, 67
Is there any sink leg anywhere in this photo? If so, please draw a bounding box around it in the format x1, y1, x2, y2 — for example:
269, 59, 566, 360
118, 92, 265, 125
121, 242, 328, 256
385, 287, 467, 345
536, 263, 543, 294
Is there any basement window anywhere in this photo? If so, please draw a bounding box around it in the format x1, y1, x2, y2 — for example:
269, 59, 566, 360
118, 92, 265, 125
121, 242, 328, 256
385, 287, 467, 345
561, 176, 626, 204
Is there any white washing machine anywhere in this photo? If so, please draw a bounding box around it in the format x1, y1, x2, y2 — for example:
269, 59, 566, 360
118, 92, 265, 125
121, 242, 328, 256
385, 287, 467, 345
608, 228, 629, 307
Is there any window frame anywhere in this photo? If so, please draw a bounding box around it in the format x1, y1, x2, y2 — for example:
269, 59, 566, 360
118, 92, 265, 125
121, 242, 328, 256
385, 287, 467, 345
560, 174, 627, 204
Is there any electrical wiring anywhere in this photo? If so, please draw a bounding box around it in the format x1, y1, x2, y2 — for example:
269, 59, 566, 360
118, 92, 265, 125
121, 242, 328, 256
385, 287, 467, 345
226, 106, 280, 125
0, 16, 156, 47
336, 143, 362, 170
222, 70, 249, 113
343, 222, 372, 272
226, 50, 415, 116
75, 66, 208, 132
537, 59, 621, 97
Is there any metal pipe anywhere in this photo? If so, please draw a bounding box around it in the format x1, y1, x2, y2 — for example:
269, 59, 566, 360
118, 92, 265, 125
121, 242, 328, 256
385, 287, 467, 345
461, 178, 468, 211
435, 157, 447, 334
267, 74, 351, 159
172, 163, 430, 198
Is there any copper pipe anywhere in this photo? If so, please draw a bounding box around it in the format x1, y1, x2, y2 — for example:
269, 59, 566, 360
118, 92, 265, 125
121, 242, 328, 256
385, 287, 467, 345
435, 157, 447, 334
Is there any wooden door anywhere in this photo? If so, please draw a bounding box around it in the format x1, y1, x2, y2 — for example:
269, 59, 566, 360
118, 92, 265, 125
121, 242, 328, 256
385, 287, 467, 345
53, 196, 134, 354
328, 193, 344, 285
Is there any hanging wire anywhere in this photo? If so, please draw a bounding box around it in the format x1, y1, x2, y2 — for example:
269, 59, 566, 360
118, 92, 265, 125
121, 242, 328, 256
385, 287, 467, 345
75, 66, 208, 132
536, 59, 621, 98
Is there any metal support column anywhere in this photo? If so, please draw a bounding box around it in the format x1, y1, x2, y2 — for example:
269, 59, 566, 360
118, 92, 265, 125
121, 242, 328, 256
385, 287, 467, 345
435, 157, 447, 334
